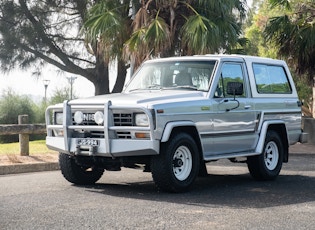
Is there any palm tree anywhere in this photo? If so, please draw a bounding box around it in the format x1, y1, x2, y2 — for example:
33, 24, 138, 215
83, 0, 131, 93
265, 0, 315, 75
84, 0, 247, 75
125, 0, 247, 69
264, 0, 315, 115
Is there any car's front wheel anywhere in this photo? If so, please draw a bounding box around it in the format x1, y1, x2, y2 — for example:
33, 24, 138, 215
151, 133, 200, 192
247, 130, 284, 180
59, 153, 104, 185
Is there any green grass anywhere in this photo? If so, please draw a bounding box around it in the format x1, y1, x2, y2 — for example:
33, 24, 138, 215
0, 140, 56, 155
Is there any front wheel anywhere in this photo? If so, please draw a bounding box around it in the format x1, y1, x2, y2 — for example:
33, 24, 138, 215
59, 153, 104, 185
247, 130, 284, 180
151, 133, 200, 193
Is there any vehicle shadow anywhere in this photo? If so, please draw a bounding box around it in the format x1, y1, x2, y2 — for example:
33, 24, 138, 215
81, 171, 315, 209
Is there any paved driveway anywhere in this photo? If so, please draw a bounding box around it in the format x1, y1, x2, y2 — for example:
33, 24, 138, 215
0, 153, 314, 230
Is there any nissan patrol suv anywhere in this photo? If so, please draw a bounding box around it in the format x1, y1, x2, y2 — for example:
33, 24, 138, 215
45, 55, 307, 192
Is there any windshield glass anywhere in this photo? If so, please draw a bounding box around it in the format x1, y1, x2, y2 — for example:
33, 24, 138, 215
124, 60, 216, 92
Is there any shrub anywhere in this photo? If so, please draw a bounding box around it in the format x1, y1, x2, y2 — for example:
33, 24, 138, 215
48, 87, 74, 105
0, 89, 37, 143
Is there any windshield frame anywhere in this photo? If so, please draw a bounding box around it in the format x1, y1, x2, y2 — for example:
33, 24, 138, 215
124, 59, 217, 93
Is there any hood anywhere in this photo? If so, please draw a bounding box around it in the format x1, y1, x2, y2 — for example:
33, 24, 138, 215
69, 90, 206, 107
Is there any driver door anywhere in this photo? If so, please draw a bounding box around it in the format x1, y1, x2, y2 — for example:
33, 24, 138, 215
209, 62, 257, 155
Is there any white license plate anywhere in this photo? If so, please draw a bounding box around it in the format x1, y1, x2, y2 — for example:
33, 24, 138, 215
77, 139, 99, 146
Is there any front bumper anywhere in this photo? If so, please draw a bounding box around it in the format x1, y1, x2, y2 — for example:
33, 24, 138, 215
46, 136, 160, 157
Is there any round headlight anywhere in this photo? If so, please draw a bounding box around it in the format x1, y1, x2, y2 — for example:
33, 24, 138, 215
94, 111, 104, 125
74, 111, 84, 124
135, 113, 149, 127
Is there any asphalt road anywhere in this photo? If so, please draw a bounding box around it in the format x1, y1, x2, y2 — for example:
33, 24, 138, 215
0, 154, 314, 230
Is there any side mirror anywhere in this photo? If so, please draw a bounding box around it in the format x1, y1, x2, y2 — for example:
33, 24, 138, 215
227, 82, 243, 96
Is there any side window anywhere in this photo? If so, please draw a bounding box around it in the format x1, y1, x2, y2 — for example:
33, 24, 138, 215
253, 64, 292, 94
215, 63, 245, 98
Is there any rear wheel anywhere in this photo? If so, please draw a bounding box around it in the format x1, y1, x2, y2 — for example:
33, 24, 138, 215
59, 153, 104, 185
247, 130, 283, 180
151, 133, 200, 193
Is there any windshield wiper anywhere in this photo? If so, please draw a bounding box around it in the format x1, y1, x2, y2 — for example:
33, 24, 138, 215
172, 85, 198, 90
147, 84, 162, 89
127, 88, 142, 92
127, 84, 162, 92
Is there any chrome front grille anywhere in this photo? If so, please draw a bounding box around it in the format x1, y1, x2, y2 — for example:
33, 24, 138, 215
71, 112, 133, 139
71, 112, 133, 126
113, 113, 133, 126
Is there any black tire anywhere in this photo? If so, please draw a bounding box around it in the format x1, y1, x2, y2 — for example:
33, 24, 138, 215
151, 133, 200, 193
59, 153, 104, 185
247, 130, 284, 180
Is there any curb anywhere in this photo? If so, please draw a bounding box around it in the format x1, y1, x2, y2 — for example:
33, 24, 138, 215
0, 162, 59, 175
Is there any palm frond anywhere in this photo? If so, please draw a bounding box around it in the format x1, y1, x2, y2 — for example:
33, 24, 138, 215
125, 28, 147, 52
268, 0, 291, 10
144, 15, 171, 55
264, 2, 315, 75
264, 15, 293, 43
181, 14, 219, 54
83, 1, 128, 60
196, 0, 247, 20
124, 14, 171, 66
123, 28, 150, 68
132, 7, 150, 30
85, 11, 122, 39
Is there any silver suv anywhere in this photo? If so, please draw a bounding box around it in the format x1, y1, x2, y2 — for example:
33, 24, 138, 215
45, 55, 307, 192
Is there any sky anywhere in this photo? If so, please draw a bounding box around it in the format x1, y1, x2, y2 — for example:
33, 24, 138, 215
0, 67, 96, 100
0, 60, 131, 101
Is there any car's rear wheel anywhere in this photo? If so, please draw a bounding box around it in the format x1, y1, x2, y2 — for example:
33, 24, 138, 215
59, 153, 104, 185
247, 130, 283, 180
151, 133, 200, 193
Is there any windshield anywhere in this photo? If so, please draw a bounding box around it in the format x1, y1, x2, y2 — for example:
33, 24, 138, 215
124, 60, 216, 92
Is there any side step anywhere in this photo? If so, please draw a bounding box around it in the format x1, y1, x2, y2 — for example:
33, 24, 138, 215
204, 151, 260, 161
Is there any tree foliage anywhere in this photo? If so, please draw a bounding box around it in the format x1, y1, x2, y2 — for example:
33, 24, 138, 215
243, 0, 278, 58
244, 0, 314, 113
0, 0, 126, 95
84, 0, 248, 70
0, 0, 249, 96
264, 0, 315, 76
263, 0, 315, 113
49, 87, 77, 105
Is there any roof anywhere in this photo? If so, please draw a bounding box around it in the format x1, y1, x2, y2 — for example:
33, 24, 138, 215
144, 54, 285, 65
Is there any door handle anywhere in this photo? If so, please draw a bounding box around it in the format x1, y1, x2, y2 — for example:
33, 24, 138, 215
244, 105, 251, 109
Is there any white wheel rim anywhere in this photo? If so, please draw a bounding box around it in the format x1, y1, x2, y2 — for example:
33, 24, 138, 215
264, 141, 279, 170
172, 145, 193, 181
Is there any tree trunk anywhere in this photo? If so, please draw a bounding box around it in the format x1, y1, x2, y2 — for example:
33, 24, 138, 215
112, 59, 128, 93
312, 78, 315, 118
93, 59, 110, 95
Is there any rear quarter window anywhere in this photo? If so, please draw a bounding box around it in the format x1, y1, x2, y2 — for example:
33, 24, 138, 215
253, 63, 292, 94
